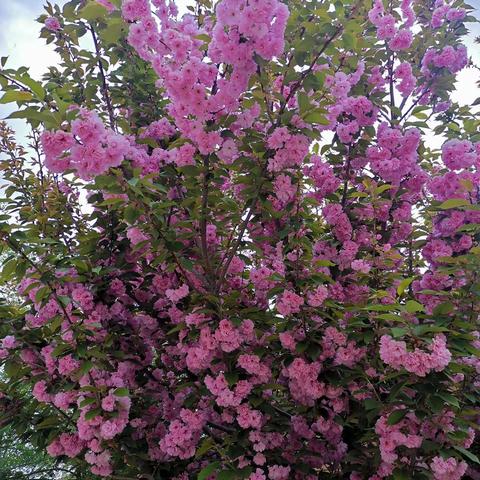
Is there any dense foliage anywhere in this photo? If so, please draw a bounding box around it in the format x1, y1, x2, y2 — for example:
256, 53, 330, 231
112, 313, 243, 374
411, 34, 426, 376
0, 423, 73, 480
0, 0, 480, 479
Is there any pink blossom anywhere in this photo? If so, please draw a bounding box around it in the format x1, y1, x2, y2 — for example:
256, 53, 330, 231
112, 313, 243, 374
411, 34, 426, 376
126, 227, 148, 246
307, 286, 328, 307
58, 354, 80, 376
268, 465, 291, 480
1, 335, 16, 349
33, 380, 52, 403
165, 284, 189, 303
283, 358, 324, 406
214, 319, 242, 352
351, 259, 372, 274
388, 29, 413, 51
45, 16, 61, 31
276, 290, 303, 316
430, 456, 467, 480
46, 438, 64, 457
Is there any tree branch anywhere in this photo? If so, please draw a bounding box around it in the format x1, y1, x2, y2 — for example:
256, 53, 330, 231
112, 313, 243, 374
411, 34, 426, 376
200, 154, 214, 287
215, 195, 259, 294
89, 25, 116, 131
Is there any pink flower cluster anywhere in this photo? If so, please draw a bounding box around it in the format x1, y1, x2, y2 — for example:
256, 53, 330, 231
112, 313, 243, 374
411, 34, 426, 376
273, 174, 297, 206
41, 110, 130, 180
380, 334, 451, 376
267, 127, 310, 172
394, 62, 416, 97
307, 285, 329, 307
432, 1, 466, 29
238, 354, 272, 385
367, 122, 421, 184
422, 45, 468, 75
306, 155, 341, 201
45, 16, 61, 31
205, 373, 252, 408
282, 358, 324, 406
122, 0, 288, 156
375, 412, 423, 477
47, 433, 86, 458
368, 0, 413, 51
442, 139, 477, 171
323, 204, 353, 243
165, 283, 189, 303
159, 409, 205, 459
430, 456, 468, 480
334, 96, 377, 144
276, 290, 303, 316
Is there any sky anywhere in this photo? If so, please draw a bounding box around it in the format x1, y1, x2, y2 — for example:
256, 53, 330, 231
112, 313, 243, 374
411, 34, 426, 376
0, 0, 479, 141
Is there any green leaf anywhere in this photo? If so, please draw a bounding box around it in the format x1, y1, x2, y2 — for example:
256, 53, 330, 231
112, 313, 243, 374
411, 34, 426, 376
315, 259, 335, 267
224, 372, 238, 387
3, 360, 20, 378
298, 92, 311, 115
35, 285, 51, 303
198, 461, 221, 480
405, 300, 424, 313
413, 325, 448, 336
432, 302, 454, 316
6, 109, 55, 126
195, 33, 211, 45
303, 111, 330, 124
393, 470, 410, 480
454, 446, 480, 464
217, 471, 237, 480
375, 184, 394, 194
437, 393, 460, 408
85, 408, 102, 420
295, 341, 308, 354
124, 205, 141, 224
387, 409, 408, 425
364, 399, 382, 410
36, 416, 59, 429
1, 258, 17, 279
342, 32, 356, 49
52, 343, 71, 357
376, 313, 404, 322
18, 76, 45, 100
99, 18, 126, 45
397, 278, 414, 296
195, 438, 215, 459
79, 397, 97, 408
363, 303, 401, 312
0, 90, 33, 104
429, 395, 446, 412
391, 327, 407, 338
439, 198, 470, 209
113, 387, 129, 397
79, 1, 108, 20
77, 360, 93, 376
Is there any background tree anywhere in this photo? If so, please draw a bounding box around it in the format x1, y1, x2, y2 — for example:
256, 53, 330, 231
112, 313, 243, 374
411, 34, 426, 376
0, 0, 479, 479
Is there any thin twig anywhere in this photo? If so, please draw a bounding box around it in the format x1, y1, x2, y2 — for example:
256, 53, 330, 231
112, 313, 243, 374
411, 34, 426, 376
1, 234, 74, 325
89, 25, 116, 131
215, 195, 259, 294
200, 154, 214, 287
0, 73, 33, 93
277, 0, 362, 124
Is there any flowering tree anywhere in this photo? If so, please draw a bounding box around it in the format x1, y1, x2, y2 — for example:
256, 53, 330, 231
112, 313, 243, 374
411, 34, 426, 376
0, 0, 479, 478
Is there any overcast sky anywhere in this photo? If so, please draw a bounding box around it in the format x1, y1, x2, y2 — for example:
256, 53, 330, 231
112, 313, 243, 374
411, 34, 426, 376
1, 0, 479, 142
